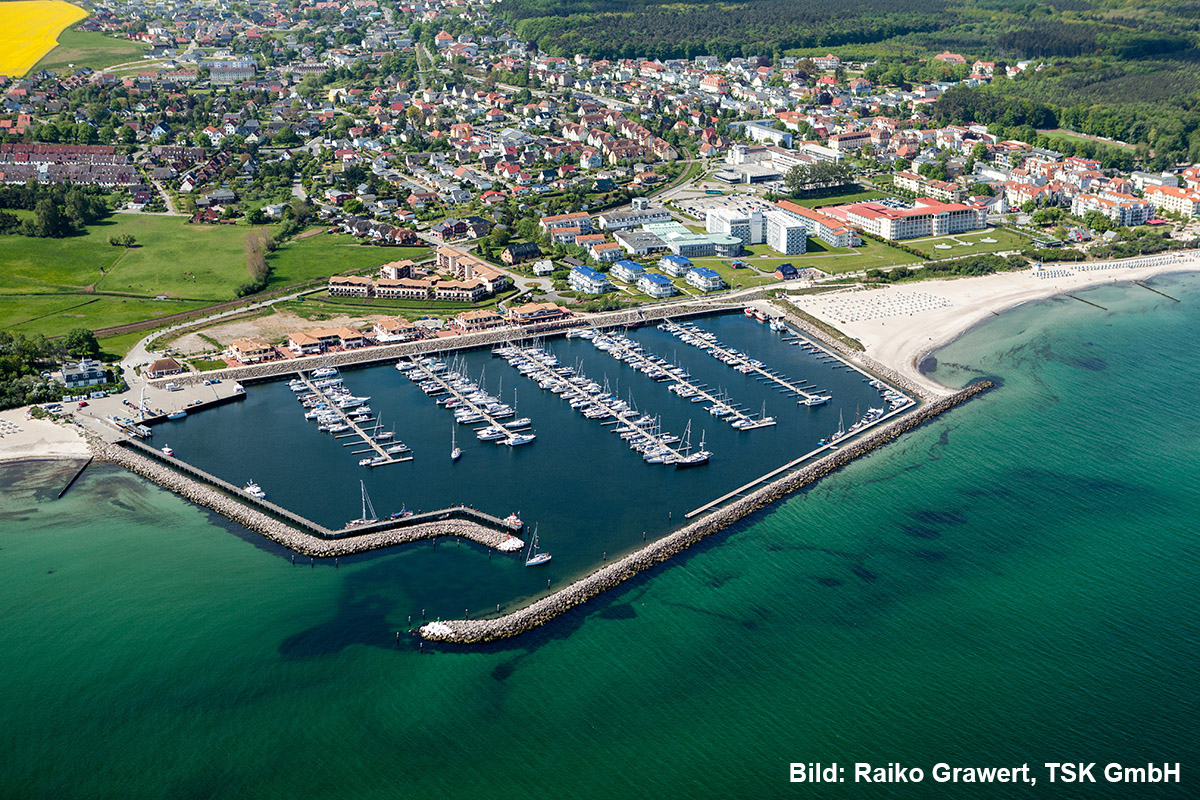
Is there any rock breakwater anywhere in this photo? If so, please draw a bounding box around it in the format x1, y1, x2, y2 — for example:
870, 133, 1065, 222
88, 438, 523, 557
419, 380, 994, 644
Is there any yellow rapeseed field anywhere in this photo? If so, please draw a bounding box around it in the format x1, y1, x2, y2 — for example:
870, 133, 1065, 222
0, 1, 89, 76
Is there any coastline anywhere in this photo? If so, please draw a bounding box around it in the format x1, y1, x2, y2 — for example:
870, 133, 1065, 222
784, 253, 1200, 397
0, 409, 90, 465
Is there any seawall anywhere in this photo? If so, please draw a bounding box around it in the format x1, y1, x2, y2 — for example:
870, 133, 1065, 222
88, 438, 524, 557
419, 379, 993, 644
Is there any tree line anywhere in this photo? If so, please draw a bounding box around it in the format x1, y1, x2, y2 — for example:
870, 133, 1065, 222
0, 182, 111, 239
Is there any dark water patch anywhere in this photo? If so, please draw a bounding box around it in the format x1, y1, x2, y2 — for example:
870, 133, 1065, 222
705, 572, 735, 589
491, 660, 517, 682
851, 565, 878, 583
909, 509, 968, 526
46, 568, 55, 574
910, 549, 947, 562
918, 355, 937, 374
278, 596, 393, 659
899, 524, 941, 540
0, 509, 38, 523
1036, 343, 1108, 372
661, 599, 743, 625
815, 577, 843, 587
598, 603, 636, 620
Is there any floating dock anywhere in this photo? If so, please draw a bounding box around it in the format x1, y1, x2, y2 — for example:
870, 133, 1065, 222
297, 373, 412, 467
660, 320, 830, 405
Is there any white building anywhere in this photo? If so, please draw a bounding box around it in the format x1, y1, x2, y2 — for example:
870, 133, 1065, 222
764, 210, 808, 255
567, 265, 613, 294
638, 272, 678, 298
686, 267, 725, 292
706, 208, 764, 245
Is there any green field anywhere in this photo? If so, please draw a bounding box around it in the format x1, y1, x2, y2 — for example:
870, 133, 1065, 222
267, 233, 428, 289
0, 294, 205, 339
732, 237, 922, 276
0, 216, 427, 342
34, 28, 150, 73
1036, 129, 1138, 155
907, 228, 1030, 258
790, 188, 889, 209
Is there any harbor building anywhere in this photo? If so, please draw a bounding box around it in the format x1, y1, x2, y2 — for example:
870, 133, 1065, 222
568, 264, 613, 294
146, 358, 183, 379
451, 309, 507, 332
506, 302, 573, 326
638, 272, 678, 298
229, 337, 275, 363
686, 267, 725, 292
372, 317, 425, 342
61, 359, 107, 389
611, 259, 646, 283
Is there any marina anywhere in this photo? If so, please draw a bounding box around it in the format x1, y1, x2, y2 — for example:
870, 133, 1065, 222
660, 319, 832, 405
400, 356, 536, 447
292, 370, 413, 468
586, 330, 777, 431
494, 342, 704, 466
148, 311, 905, 604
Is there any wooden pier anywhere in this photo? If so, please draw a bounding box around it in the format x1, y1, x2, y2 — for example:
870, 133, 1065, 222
661, 320, 828, 404
298, 373, 412, 467
409, 358, 528, 443
595, 333, 775, 431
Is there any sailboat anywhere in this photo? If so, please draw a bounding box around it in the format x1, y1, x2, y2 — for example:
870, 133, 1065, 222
451, 423, 462, 461
830, 410, 846, 443
524, 525, 551, 566
675, 423, 710, 468
345, 480, 378, 528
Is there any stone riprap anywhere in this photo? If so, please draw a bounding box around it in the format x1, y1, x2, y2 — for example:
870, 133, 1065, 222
419, 380, 993, 644
88, 438, 524, 557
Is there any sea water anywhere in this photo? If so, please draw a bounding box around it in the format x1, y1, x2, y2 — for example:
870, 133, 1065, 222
1, 274, 1197, 799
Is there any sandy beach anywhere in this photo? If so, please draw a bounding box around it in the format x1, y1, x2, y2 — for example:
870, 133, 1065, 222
0, 408, 90, 464
786, 252, 1200, 397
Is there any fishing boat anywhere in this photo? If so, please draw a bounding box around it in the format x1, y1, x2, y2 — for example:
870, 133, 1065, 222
503, 512, 524, 530
160, 444, 174, 456
524, 526, 551, 567
244, 480, 266, 499
743, 307, 755, 317
451, 424, 462, 462
344, 480, 377, 528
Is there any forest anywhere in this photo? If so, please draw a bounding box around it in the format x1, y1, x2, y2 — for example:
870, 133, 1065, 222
501, 0, 1200, 62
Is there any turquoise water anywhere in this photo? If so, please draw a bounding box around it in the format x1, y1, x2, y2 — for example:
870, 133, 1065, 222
2, 275, 1198, 798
